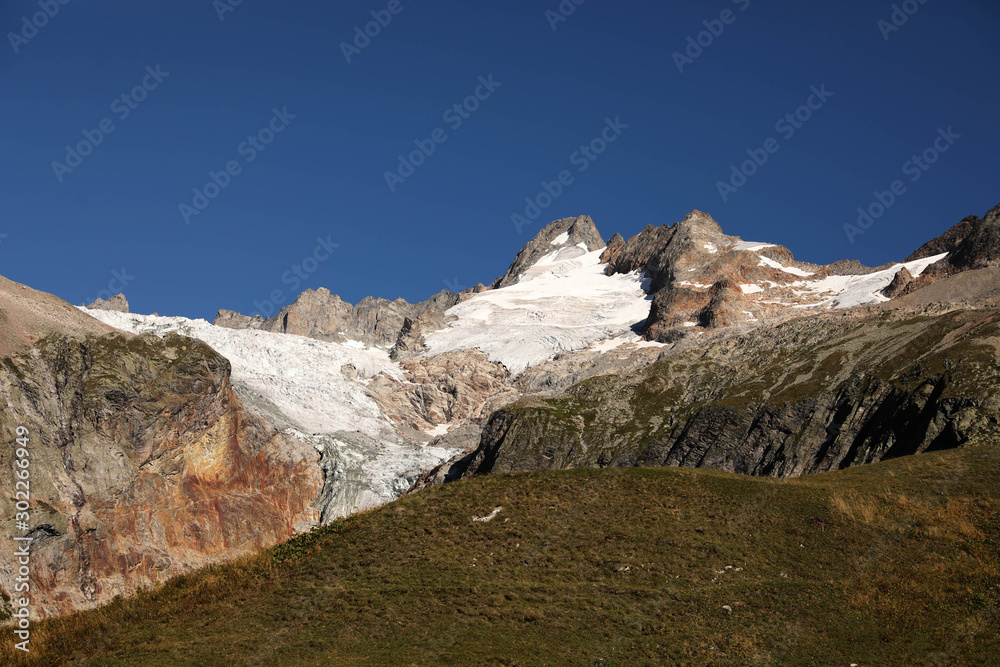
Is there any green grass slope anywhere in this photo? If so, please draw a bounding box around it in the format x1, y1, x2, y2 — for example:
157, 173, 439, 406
5, 444, 999, 666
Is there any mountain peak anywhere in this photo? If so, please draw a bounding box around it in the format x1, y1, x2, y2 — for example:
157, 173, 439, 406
675, 209, 726, 238
86, 293, 130, 313
492, 215, 606, 289
898, 203, 1000, 296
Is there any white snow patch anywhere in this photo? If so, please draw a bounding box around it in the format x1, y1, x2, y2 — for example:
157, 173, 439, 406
704, 242, 719, 254
733, 241, 775, 252
758, 255, 815, 277
793, 252, 948, 309
679, 281, 712, 289
473, 507, 503, 523
740, 284, 765, 295
587, 333, 667, 354
423, 246, 652, 374
550, 231, 570, 246
426, 423, 452, 438
588, 337, 628, 353
629, 337, 669, 349
683, 322, 698, 328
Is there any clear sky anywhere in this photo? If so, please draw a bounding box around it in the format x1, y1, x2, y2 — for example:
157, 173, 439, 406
2, 0, 998, 320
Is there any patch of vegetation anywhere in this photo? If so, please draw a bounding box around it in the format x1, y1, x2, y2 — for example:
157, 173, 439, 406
5, 445, 998, 666
271, 519, 357, 564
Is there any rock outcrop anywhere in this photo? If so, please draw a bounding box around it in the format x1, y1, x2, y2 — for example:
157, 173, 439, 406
697, 278, 749, 329
599, 232, 625, 263
882, 267, 915, 298
367, 350, 512, 436
603, 210, 823, 340
0, 325, 322, 618
390, 307, 451, 361
215, 288, 463, 349
905, 203, 1000, 281
85, 294, 130, 313
213, 309, 266, 330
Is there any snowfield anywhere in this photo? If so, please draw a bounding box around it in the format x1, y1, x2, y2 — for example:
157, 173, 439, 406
422, 244, 653, 374
792, 252, 949, 309
731, 240, 776, 252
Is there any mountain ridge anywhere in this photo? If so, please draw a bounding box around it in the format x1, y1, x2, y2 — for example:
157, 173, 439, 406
212, 205, 995, 356
3, 201, 1000, 620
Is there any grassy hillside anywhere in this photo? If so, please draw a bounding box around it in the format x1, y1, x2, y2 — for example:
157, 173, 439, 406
5, 444, 999, 666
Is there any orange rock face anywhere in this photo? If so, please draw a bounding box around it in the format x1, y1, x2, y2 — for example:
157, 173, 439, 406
0, 333, 322, 618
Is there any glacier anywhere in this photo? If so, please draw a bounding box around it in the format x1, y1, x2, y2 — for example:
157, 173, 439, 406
79, 309, 459, 523
422, 244, 654, 374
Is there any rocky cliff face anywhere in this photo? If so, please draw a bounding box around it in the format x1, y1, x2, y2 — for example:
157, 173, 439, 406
455, 304, 1000, 480
902, 203, 1000, 288
0, 326, 322, 618
603, 210, 868, 340
367, 349, 512, 436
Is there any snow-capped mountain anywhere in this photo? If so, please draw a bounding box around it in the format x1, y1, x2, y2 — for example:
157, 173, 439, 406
7, 202, 1000, 618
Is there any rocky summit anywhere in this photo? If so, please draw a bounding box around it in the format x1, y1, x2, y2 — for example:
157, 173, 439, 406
84, 293, 130, 313
3, 202, 1000, 621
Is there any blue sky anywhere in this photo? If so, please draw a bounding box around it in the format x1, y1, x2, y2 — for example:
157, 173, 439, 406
1, 0, 998, 320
